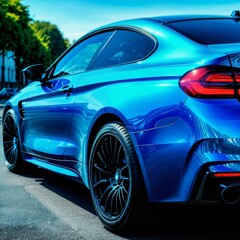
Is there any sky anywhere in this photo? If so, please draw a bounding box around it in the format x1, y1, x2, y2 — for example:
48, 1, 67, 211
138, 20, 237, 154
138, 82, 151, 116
21, 0, 240, 43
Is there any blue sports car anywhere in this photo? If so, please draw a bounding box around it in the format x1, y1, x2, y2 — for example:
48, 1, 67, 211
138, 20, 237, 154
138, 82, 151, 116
3, 11, 240, 231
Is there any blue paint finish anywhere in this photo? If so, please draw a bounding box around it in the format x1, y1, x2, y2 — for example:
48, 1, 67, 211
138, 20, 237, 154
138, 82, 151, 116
5, 16, 240, 203
25, 158, 80, 178
209, 163, 240, 173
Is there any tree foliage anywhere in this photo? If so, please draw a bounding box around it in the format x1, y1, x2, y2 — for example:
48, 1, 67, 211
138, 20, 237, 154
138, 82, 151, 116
31, 21, 68, 64
0, 0, 69, 87
0, 0, 29, 53
0, 0, 30, 86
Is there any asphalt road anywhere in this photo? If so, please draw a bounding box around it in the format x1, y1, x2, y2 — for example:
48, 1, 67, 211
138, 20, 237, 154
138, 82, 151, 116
0, 107, 240, 240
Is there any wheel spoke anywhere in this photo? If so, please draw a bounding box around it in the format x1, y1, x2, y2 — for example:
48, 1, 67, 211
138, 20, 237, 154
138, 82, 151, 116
120, 187, 127, 205
7, 116, 13, 129
14, 145, 19, 160
8, 117, 17, 133
94, 164, 113, 176
104, 186, 117, 214
116, 145, 123, 165
113, 139, 118, 162
99, 185, 112, 206
109, 136, 113, 158
110, 188, 119, 216
122, 176, 129, 181
3, 130, 14, 139
4, 122, 14, 136
120, 164, 128, 172
9, 149, 16, 164
5, 143, 15, 156
116, 188, 123, 216
115, 190, 120, 215
100, 144, 107, 159
93, 178, 111, 189
104, 141, 110, 160
7, 145, 16, 164
97, 151, 107, 167
122, 183, 128, 194
4, 140, 15, 145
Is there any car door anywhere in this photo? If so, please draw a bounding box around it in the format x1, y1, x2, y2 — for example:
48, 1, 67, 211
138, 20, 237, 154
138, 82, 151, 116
21, 31, 113, 161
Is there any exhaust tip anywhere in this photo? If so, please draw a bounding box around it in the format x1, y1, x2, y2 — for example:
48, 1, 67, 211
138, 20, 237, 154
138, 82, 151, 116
220, 184, 240, 205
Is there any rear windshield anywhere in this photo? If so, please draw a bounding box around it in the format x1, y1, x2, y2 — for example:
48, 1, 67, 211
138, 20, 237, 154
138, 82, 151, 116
166, 19, 240, 45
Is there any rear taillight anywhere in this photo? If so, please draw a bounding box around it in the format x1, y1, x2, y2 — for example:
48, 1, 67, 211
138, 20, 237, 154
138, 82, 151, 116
236, 72, 240, 95
214, 173, 240, 178
179, 66, 239, 98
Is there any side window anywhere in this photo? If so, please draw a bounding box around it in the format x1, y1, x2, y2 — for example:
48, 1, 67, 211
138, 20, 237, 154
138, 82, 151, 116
92, 30, 155, 69
52, 31, 112, 78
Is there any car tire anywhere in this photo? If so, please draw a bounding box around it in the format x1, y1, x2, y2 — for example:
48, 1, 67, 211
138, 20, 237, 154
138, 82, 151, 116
89, 122, 147, 232
3, 109, 23, 173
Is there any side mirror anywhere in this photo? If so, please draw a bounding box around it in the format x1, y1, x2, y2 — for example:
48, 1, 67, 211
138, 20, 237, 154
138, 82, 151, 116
22, 64, 44, 82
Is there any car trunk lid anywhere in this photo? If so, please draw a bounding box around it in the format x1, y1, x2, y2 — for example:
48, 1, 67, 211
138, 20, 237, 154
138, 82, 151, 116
208, 43, 240, 68
208, 43, 240, 98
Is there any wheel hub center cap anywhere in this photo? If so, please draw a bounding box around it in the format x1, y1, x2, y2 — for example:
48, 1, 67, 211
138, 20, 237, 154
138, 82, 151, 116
114, 171, 121, 183
13, 137, 17, 145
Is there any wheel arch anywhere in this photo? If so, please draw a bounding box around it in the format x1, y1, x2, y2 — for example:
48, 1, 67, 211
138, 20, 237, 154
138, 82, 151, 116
2, 105, 12, 119
86, 112, 149, 198
87, 113, 124, 162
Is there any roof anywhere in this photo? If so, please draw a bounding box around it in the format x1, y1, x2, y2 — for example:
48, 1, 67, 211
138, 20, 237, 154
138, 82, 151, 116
144, 14, 236, 24
76, 12, 240, 42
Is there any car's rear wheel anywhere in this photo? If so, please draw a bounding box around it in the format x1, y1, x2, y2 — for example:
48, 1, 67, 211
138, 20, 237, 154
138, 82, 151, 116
89, 123, 147, 232
3, 109, 23, 172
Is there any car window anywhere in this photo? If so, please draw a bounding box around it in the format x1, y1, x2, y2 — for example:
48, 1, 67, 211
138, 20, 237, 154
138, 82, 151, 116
165, 19, 240, 45
92, 30, 155, 69
52, 31, 113, 78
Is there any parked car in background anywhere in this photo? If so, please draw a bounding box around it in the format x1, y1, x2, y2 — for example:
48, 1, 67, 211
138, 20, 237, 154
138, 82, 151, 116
0, 88, 18, 99
3, 11, 240, 232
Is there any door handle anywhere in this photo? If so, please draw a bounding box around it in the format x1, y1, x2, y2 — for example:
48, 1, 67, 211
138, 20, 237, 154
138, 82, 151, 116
60, 84, 73, 95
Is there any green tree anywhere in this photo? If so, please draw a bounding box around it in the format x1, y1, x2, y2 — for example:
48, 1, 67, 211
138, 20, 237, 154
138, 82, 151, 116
0, 0, 48, 87
31, 21, 69, 64
0, 1, 69, 88
0, 0, 29, 87
64, 38, 71, 49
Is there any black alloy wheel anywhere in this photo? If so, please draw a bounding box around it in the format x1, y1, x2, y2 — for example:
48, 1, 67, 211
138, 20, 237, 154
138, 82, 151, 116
3, 109, 22, 172
89, 123, 146, 232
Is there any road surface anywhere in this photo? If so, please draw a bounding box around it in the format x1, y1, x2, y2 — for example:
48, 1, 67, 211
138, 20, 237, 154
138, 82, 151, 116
0, 107, 240, 239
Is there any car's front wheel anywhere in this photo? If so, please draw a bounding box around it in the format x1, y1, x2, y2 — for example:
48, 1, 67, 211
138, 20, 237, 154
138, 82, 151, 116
89, 123, 147, 232
3, 109, 23, 172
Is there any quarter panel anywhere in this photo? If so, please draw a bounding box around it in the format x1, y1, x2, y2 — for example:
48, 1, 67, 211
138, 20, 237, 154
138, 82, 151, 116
64, 41, 230, 191
65, 62, 190, 187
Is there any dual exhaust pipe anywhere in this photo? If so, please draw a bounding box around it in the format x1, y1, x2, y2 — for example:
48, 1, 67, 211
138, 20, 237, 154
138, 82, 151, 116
219, 184, 240, 205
